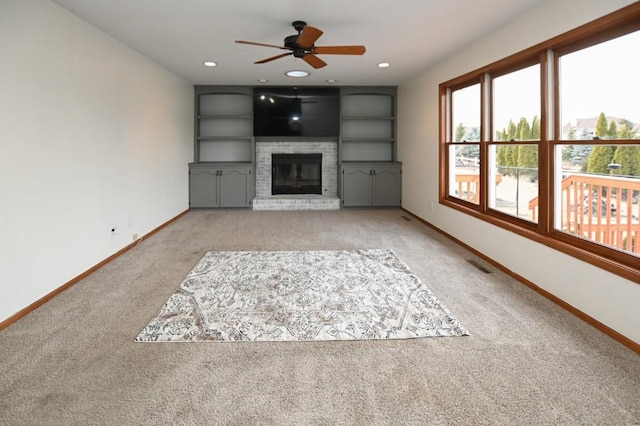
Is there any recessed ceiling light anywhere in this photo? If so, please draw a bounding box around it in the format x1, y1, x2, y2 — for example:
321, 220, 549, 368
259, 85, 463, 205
203, 61, 217, 67
377, 62, 390, 68
326, 79, 337, 84
258, 79, 268, 83
285, 70, 310, 78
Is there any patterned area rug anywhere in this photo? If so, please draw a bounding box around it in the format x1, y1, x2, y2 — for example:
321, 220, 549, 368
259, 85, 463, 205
135, 249, 469, 342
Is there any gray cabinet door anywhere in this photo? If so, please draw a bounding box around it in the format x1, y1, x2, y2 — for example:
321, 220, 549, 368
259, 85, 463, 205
342, 166, 373, 207
341, 163, 401, 207
219, 166, 252, 208
190, 167, 219, 208
190, 164, 253, 208
372, 166, 401, 206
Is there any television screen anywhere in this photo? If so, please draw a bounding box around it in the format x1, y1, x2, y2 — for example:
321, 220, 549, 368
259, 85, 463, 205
253, 87, 340, 137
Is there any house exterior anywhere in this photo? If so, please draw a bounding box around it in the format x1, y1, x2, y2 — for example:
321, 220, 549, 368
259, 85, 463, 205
562, 116, 640, 140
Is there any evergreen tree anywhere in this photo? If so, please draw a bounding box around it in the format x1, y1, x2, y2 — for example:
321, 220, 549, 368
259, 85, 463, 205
458, 144, 480, 159
581, 128, 591, 139
466, 127, 480, 141
580, 160, 589, 173
618, 119, 637, 138
455, 123, 466, 142
612, 145, 640, 176
619, 123, 632, 139
506, 120, 517, 141
506, 145, 519, 170
595, 112, 608, 138
567, 128, 576, 140
608, 121, 618, 139
518, 145, 538, 180
572, 145, 592, 166
574, 146, 593, 172
497, 145, 507, 173
587, 145, 615, 174
531, 115, 540, 140
518, 117, 532, 141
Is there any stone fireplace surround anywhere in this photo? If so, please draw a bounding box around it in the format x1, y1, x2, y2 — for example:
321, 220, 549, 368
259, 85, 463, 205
253, 141, 340, 210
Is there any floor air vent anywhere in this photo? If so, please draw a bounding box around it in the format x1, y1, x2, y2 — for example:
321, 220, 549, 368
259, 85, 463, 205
466, 259, 492, 273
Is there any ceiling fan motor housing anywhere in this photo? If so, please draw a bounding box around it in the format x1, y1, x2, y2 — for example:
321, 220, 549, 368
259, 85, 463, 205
284, 35, 299, 49
292, 48, 307, 58
292, 20, 307, 32
286, 20, 309, 54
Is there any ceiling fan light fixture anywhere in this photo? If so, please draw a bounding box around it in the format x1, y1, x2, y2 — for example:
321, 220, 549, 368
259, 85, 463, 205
285, 70, 310, 78
203, 61, 217, 67
377, 62, 390, 68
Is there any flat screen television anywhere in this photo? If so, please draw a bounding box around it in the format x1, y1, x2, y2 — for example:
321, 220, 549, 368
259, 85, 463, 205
253, 87, 340, 137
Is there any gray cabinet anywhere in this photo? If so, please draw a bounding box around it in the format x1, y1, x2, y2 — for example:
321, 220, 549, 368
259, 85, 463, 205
341, 163, 401, 207
189, 163, 253, 208
339, 87, 400, 208
191, 86, 255, 209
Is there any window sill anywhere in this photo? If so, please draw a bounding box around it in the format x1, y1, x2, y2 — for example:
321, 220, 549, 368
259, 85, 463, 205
441, 197, 640, 284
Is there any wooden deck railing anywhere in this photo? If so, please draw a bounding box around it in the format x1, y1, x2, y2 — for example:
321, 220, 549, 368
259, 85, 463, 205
529, 173, 640, 254
455, 173, 502, 204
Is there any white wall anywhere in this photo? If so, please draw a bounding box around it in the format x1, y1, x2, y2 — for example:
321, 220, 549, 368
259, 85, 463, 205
0, 0, 193, 322
398, 0, 640, 344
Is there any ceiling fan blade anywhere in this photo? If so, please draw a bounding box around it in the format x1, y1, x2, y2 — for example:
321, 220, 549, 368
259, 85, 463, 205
254, 52, 292, 64
302, 53, 327, 69
297, 26, 323, 48
314, 45, 366, 55
235, 40, 289, 50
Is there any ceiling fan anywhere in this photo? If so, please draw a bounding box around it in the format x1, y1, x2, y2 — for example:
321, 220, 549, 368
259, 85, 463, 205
235, 20, 366, 69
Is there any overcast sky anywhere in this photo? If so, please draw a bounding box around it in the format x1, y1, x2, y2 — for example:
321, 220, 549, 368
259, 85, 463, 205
453, 30, 639, 132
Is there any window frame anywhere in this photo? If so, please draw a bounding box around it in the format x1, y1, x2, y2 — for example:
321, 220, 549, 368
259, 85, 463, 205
446, 79, 483, 208
439, 3, 640, 283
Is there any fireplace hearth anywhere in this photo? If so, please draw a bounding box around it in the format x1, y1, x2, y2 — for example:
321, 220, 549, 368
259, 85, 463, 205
272, 153, 322, 195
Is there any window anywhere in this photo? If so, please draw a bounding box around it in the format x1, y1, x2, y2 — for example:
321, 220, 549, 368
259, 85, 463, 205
439, 3, 640, 282
555, 30, 640, 256
449, 83, 481, 205
559, 32, 640, 142
490, 64, 540, 221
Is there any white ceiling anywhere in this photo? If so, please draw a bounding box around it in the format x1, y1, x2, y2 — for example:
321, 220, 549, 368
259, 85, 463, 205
51, 0, 547, 86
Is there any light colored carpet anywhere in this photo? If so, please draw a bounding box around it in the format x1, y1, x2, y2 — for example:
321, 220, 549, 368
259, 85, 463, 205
0, 210, 638, 425
135, 249, 469, 341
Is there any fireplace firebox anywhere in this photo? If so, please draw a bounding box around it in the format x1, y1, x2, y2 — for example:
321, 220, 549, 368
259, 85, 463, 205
272, 154, 322, 195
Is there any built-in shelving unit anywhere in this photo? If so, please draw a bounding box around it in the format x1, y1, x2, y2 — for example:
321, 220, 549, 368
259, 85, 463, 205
195, 87, 254, 163
189, 85, 401, 209
190, 86, 255, 208
340, 88, 396, 163
339, 87, 401, 207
